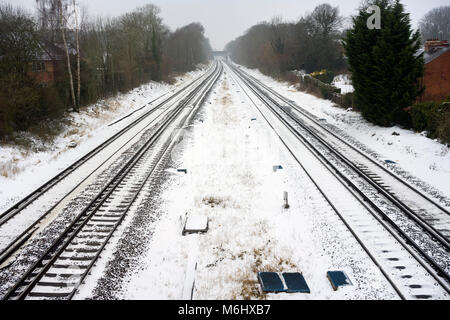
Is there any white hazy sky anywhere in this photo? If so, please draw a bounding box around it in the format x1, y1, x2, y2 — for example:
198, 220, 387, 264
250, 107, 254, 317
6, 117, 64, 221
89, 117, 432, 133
7, 0, 449, 50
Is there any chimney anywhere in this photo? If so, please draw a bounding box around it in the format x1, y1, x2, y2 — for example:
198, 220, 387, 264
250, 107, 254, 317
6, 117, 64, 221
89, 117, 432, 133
425, 39, 449, 53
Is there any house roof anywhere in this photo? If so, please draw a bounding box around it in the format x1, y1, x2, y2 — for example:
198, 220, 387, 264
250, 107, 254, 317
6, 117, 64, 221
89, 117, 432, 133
417, 46, 450, 64
425, 46, 450, 64
36, 41, 67, 61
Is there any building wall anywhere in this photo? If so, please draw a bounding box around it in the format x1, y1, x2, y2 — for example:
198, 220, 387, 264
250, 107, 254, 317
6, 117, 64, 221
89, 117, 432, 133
28, 61, 56, 85
422, 50, 450, 102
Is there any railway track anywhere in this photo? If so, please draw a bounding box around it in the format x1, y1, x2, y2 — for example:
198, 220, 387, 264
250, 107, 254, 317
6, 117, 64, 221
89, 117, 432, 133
0, 65, 215, 266
227, 62, 450, 299
236, 67, 450, 237
1, 62, 222, 300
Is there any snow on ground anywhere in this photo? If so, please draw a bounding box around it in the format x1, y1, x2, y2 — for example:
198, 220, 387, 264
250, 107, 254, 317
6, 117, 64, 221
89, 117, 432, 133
332, 74, 354, 94
120, 70, 397, 300
0, 66, 208, 212
244, 67, 450, 199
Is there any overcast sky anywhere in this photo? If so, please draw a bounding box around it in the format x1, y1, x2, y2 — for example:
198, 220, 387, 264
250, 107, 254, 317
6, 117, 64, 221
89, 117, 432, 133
8, 0, 449, 50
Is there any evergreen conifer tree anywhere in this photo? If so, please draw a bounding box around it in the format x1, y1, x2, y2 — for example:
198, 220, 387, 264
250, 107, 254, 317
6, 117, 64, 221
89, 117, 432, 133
343, 0, 424, 126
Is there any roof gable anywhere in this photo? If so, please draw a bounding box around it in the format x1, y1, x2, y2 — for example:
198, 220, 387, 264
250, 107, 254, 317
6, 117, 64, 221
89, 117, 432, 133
424, 46, 450, 64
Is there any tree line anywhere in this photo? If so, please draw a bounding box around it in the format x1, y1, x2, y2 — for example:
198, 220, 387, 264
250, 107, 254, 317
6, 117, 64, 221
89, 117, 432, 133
419, 6, 450, 43
225, 4, 346, 77
0, 1, 212, 138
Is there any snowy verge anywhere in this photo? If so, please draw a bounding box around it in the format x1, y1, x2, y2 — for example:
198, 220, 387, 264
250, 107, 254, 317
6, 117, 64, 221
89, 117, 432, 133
332, 74, 354, 94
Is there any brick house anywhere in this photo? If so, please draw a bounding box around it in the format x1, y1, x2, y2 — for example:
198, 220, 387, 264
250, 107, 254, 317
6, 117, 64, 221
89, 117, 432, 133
28, 41, 66, 87
420, 40, 450, 102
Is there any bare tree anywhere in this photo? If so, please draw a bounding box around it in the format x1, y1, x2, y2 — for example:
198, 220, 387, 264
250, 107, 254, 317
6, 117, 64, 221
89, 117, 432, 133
36, 0, 78, 111
58, 0, 77, 111
309, 3, 343, 39
270, 16, 287, 54
226, 3, 345, 74
419, 6, 450, 42
168, 22, 211, 72
73, 0, 80, 106
35, 0, 58, 41
2, 1, 215, 137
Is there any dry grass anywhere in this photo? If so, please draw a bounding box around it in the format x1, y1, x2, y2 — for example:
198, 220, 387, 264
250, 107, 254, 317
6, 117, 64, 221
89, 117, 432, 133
222, 79, 229, 91
231, 247, 298, 300
221, 94, 231, 105
28, 120, 65, 145
240, 278, 264, 300
0, 162, 22, 178
220, 80, 232, 106
202, 195, 229, 208
238, 171, 256, 188
2, 118, 65, 154
436, 111, 450, 145
63, 128, 80, 138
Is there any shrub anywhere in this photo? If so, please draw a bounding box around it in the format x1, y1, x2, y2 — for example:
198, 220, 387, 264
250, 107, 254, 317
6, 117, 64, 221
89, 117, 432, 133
311, 70, 335, 84
280, 72, 300, 85
299, 75, 340, 99
436, 106, 450, 144
342, 92, 355, 109
410, 102, 443, 134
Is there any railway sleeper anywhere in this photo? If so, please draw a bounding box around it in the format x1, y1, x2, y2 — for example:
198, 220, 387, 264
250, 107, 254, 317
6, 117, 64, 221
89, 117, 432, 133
414, 295, 433, 299
90, 218, 119, 223
68, 240, 102, 247
80, 228, 113, 234
52, 263, 89, 269
105, 209, 125, 213
59, 255, 96, 262
28, 291, 71, 298
75, 234, 107, 240
46, 272, 82, 278
86, 223, 116, 229
37, 281, 78, 288
102, 214, 123, 218
72, 247, 99, 254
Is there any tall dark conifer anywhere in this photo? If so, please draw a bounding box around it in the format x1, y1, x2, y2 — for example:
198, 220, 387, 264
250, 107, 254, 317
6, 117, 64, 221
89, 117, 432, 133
343, 0, 424, 126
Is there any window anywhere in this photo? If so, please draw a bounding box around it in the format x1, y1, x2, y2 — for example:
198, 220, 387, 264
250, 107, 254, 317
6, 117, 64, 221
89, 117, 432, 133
32, 61, 46, 73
